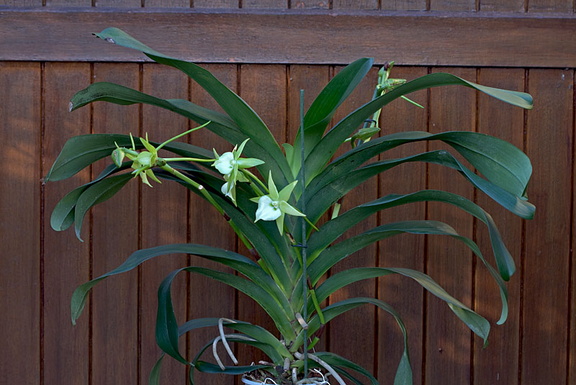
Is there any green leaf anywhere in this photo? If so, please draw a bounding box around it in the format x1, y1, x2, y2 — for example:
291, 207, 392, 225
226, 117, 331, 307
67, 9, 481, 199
73, 173, 133, 240
148, 354, 165, 385
50, 162, 126, 232
308, 189, 516, 280
306, 133, 534, 222
290, 57, 374, 173
316, 267, 491, 344
314, 352, 379, 385
304, 297, 413, 384
93, 27, 292, 186
304, 73, 532, 181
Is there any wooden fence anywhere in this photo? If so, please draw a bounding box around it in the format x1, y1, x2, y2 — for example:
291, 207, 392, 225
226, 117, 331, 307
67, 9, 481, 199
1, 1, 575, 384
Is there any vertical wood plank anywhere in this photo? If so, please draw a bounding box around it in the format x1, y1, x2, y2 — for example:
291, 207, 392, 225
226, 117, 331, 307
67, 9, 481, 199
528, 0, 572, 12
522, 69, 572, 385
242, 0, 287, 8
332, 0, 379, 9
327, 65, 380, 375
94, 0, 141, 6
0, 0, 41, 5
186, 63, 238, 385
479, 0, 525, 12
473, 68, 525, 385
236, 64, 287, 364
140, 63, 189, 385
45, 0, 92, 6
291, 0, 329, 8
425, 67, 476, 385
43, 62, 91, 385
0, 62, 41, 385
145, 0, 189, 6
381, 0, 427, 10
193, 0, 238, 7
91, 63, 140, 385
429, 0, 477, 11
377, 66, 428, 385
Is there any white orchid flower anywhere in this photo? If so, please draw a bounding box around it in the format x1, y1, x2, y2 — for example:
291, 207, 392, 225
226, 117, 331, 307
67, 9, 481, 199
251, 172, 305, 234
212, 139, 264, 203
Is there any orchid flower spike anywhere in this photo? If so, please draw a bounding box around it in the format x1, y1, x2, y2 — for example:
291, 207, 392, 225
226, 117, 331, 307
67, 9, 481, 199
212, 139, 264, 203
112, 133, 163, 188
251, 172, 305, 234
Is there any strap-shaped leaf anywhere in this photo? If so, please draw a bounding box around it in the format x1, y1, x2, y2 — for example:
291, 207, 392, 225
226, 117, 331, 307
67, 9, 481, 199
50, 162, 123, 232
319, 271, 490, 346
289, 57, 374, 172
309, 220, 509, 324
306, 134, 534, 221
308, 189, 515, 280
70, 244, 290, 328
73, 173, 133, 240
92, 27, 292, 186
303, 297, 413, 385
314, 352, 379, 385
304, 73, 532, 180
46, 133, 212, 182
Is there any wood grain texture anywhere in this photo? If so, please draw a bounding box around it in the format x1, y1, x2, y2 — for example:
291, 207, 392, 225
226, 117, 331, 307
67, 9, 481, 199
1, 9, 575, 68
90, 63, 140, 385
381, 0, 427, 10
43, 62, 91, 385
327, 66, 380, 375
0, 62, 41, 385
528, 0, 573, 12
193, 0, 238, 7
187, 64, 237, 385
377, 66, 429, 385
430, 0, 476, 11
242, 0, 287, 8
332, 0, 378, 9
145, 0, 189, 7
480, 0, 525, 12
235, 64, 287, 364
140, 63, 189, 385
45, 0, 92, 6
473, 68, 525, 385
521, 69, 572, 385
425, 67, 476, 385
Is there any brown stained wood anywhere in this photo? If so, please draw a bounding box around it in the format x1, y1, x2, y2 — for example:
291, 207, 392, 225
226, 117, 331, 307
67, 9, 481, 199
94, 0, 142, 6
145, 0, 189, 6
90, 63, 140, 385
43, 63, 91, 385
327, 66, 380, 374
473, 68, 525, 385
332, 0, 378, 9
242, 0, 287, 8
377, 66, 429, 385
430, 0, 476, 11
236, 64, 287, 364
522, 69, 572, 385
0, 62, 41, 385
186, 63, 237, 385
381, 0, 427, 10
45, 0, 92, 6
528, 0, 572, 12
2, 9, 576, 68
0, 0, 40, 4
291, 0, 329, 9
140, 63, 189, 384
480, 0, 525, 12
193, 0, 238, 8
425, 67, 476, 385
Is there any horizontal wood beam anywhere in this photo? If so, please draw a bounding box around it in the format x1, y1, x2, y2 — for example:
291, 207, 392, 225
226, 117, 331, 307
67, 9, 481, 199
1, 7, 575, 67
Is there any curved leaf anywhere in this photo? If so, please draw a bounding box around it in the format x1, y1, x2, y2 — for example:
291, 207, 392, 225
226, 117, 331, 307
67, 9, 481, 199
303, 297, 413, 385
316, 267, 492, 342
304, 73, 532, 180
290, 57, 374, 172
306, 135, 534, 222
308, 189, 516, 280
73, 173, 133, 240
92, 27, 292, 186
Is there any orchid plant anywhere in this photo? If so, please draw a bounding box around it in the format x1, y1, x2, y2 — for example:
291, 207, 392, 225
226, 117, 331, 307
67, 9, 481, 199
46, 28, 535, 385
